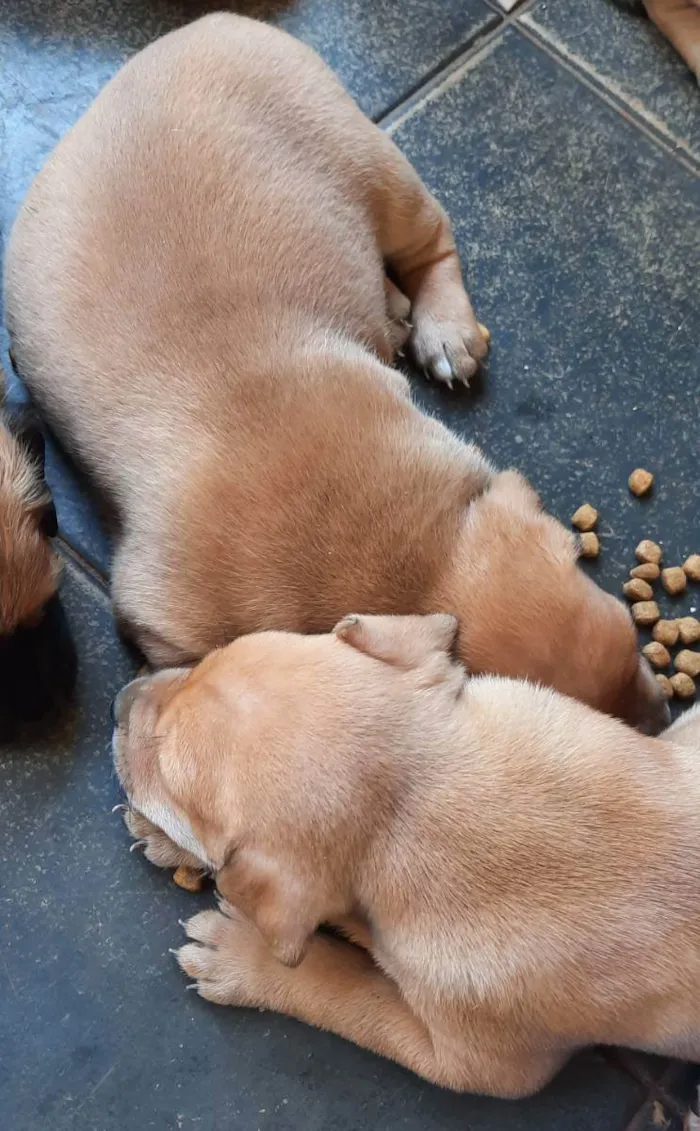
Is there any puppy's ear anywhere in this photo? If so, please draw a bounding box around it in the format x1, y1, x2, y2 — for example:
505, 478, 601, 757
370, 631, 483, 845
216, 846, 321, 968
487, 469, 542, 512
334, 613, 458, 668
6, 408, 47, 476
4, 409, 58, 537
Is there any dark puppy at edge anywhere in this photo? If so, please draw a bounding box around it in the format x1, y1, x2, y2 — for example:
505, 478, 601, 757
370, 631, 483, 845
0, 382, 76, 736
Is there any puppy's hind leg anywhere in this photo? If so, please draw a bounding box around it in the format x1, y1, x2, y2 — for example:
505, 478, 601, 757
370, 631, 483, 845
370, 134, 489, 387
177, 904, 566, 1096
384, 277, 412, 358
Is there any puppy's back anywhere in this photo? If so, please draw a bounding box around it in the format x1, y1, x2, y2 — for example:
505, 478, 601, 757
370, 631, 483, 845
4, 14, 394, 498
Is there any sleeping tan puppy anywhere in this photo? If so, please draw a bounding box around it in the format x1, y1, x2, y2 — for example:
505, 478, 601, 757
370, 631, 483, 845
112, 614, 700, 1097
5, 13, 666, 731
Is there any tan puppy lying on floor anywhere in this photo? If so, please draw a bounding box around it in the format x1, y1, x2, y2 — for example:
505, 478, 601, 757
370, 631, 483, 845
5, 14, 666, 731
112, 614, 700, 1098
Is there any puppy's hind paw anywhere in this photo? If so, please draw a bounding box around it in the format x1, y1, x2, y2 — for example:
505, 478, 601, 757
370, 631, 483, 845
411, 311, 489, 388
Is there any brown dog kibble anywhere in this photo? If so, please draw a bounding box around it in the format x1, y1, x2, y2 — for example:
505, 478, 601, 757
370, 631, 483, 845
661, 567, 687, 596
623, 578, 653, 603
642, 641, 671, 669
653, 620, 680, 647
579, 532, 599, 559
628, 469, 654, 497
675, 650, 700, 680
630, 562, 660, 581
683, 555, 700, 582
571, 504, 598, 532
678, 617, 700, 646
173, 865, 205, 892
670, 672, 696, 700
635, 540, 663, 566
655, 673, 673, 699
631, 601, 660, 627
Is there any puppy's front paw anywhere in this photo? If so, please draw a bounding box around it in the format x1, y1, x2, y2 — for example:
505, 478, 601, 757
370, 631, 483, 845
411, 308, 489, 388
123, 808, 202, 873
175, 901, 269, 1006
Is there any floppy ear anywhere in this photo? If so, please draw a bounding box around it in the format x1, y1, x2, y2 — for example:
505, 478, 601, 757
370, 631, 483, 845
334, 613, 458, 668
487, 469, 542, 512
216, 845, 321, 968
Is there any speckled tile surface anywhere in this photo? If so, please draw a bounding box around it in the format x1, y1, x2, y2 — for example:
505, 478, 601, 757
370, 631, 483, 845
1, 0, 699, 1127
520, 0, 700, 164
270, 0, 499, 119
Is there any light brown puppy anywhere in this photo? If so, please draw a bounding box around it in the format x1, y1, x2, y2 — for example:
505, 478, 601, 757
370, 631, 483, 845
5, 14, 665, 730
645, 0, 700, 79
112, 615, 700, 1097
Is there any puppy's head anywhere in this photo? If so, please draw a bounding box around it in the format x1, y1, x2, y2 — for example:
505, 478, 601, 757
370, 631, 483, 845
0, 408, 76, 736
441, 471, 669, 735
112, 613, 461, 965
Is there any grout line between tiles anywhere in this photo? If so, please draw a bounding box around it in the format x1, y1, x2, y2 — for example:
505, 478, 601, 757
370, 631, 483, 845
373, 10, 504, 125
516, 18, 700, 177
379, 19, 516, 134
57, 535, 110, 594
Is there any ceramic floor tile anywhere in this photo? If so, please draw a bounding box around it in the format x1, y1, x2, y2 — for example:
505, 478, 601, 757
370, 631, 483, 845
0, 0, 498, 132
270, 0, 499, 119
390, 26, 700, 705
520, 0, 700, 165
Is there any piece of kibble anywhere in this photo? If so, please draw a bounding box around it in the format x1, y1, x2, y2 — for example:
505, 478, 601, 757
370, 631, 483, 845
635, 540, 663, 566
661, 567, 687, 596
631, 601, 660, 627
173, 865, 205, 892
683, 555, 700, 582
630, 562, 660, 581
579, 531, 600, 558
477, 322, 491, 346
642, 641, 671, 669
623, 578, 653, 603
675, 650, 700, 679
677, 617, 700, 646
653, 620, 680, 647
655, 674, 673, 700
670, 672, 696, 700
571, 503, 598, 532
628, 468, 654, 497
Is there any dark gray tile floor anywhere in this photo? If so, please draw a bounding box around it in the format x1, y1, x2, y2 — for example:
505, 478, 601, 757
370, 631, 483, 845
1, 0, 699, 1128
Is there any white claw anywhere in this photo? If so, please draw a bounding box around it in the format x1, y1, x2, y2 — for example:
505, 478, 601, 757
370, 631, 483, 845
178, 919, 188, 929
129, 839, 147, 853
434, 356, 453, 382
185, 983, 199, 991
111, 803, 128, 814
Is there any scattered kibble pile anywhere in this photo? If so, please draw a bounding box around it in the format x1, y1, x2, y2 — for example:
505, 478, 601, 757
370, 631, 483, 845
571, 469, 700, 704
